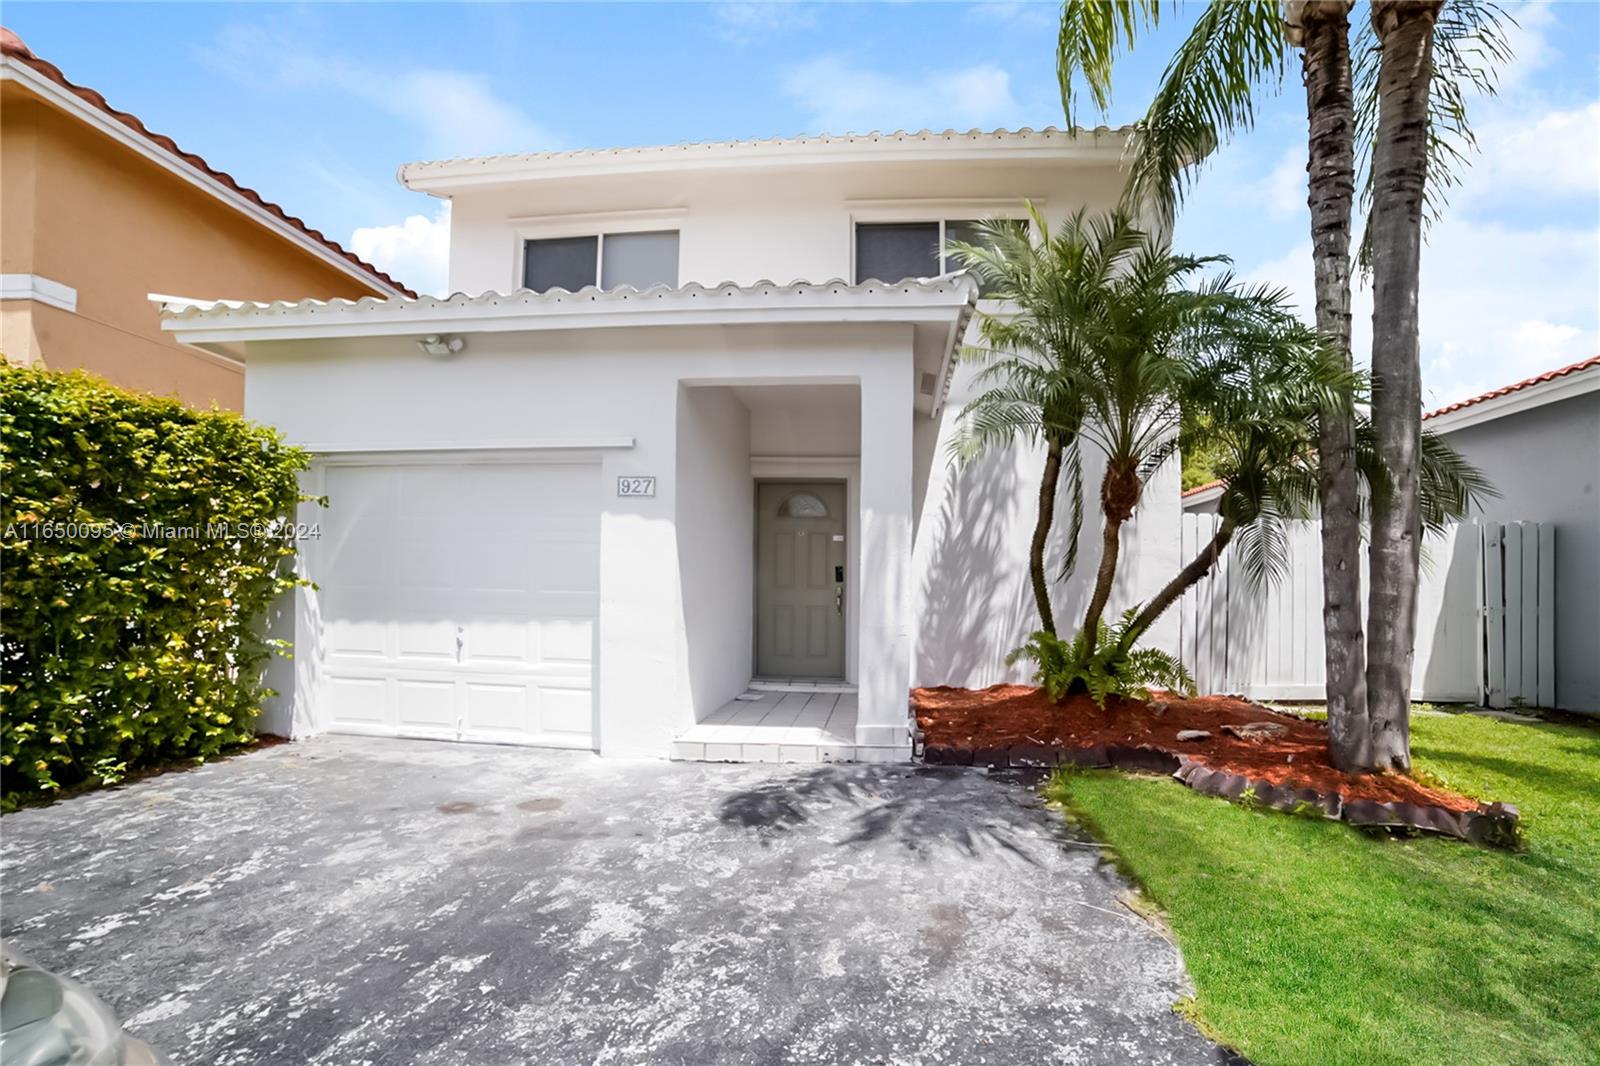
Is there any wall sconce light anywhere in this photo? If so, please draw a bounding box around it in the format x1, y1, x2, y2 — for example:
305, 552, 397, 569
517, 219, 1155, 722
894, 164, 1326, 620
418, 334, 465, 358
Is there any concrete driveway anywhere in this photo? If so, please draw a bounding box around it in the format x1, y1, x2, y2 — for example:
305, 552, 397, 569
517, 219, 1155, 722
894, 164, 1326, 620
1, 737, 1230, 1065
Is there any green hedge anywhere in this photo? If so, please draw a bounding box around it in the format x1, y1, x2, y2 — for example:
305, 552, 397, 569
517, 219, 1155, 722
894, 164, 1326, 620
1, 366, 312, 808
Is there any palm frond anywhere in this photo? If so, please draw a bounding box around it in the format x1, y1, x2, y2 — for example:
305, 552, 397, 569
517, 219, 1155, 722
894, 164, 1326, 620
1126, 0, 1291, 221
1353, 0, 1517, 271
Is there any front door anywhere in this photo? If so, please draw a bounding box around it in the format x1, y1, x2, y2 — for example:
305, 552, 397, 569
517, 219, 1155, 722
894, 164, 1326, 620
756, 481, 846, 678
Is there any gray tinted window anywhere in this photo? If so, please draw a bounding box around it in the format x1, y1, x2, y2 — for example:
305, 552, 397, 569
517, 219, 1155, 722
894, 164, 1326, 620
601, 231, 679, 290
524, 236, 598, 292
854, 222, 940, 283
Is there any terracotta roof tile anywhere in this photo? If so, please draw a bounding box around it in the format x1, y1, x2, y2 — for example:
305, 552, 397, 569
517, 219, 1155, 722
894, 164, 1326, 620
1, 28, 415, 298
1181, 479, 1223, 498
1423, 355, 1600, 421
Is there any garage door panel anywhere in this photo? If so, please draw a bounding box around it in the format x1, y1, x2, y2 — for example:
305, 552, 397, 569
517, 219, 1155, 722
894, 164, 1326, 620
464, 619, 533, 664
395, 620, 458, 662
462, 682, 528, 734
327, 676, 388, 727
397, 680, 456, 733
318, 460, 599, 749
538, 619, 594, 664
540, 687, 595, 737
542, 545, 601, 594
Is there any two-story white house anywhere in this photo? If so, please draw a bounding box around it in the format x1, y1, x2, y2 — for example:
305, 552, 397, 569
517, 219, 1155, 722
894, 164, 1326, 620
160, 127, 1181, 762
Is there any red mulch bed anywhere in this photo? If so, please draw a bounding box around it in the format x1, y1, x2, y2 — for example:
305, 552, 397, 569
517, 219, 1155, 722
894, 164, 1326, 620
912, 685, 1481, 813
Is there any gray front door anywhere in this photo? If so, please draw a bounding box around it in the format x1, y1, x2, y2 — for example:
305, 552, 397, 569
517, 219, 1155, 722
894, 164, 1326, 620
756, 481, 846, 678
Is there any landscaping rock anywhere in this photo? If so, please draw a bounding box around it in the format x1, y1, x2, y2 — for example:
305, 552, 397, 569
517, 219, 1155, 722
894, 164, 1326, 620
1220, 721, 1290, 740
1175, 729, 1211, 742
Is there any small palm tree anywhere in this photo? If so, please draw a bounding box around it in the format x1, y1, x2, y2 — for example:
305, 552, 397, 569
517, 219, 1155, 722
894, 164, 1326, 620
953, 209, 1325, 653
943, 208, 1090, 636
1113, 334, 1494, 653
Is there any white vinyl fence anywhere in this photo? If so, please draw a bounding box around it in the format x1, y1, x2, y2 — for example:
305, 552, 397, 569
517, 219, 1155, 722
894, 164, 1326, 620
1176, 516, 1554, 707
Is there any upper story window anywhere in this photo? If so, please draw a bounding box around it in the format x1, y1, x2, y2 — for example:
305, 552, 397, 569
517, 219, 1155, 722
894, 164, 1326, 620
853, 219, 1025, 295
522, 230, 680, 292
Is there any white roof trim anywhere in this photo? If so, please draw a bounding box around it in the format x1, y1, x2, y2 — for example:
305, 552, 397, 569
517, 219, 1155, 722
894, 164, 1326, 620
0, 58, 409, 298
1181, 482, 1224, 510
398, 126, 1132, 192
158, 276, 977, 337
1424, 365, 1600, 434
158, 277, 978, 417
1, 273, 76, 312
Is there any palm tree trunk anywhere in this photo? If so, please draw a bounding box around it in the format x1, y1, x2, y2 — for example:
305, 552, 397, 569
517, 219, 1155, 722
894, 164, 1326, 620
1083, 458, 1139, 651
1365, 0, 1441, 772
1082, 517, 1122, 650
1126, 515, 1236, 641
1030, 439, 1063, 634
1299, 0, 1370, 771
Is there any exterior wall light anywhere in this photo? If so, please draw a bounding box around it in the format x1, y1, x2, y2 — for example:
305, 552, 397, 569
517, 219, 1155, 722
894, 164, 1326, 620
418, 335, 466, 358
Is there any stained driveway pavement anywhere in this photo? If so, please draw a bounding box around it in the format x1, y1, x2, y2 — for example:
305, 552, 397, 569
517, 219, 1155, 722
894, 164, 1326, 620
1, 737, 1229, 1065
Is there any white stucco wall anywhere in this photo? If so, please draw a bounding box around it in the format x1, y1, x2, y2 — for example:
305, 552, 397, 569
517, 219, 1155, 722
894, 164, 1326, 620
245, 321, 920, 755
443, 160, 1128, 295
1435, 390, 1600, 712
675, 385, 755, 730
911, 358, 1182, 688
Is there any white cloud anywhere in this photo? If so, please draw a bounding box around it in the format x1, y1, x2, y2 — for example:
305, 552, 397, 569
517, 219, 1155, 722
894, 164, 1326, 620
712, 2, 818, 45
204, 25, 559, 158
779, 54, 1028, 134
1243, 217, 1599, 411
1260, 145, 1308, 220
967, 1, 1057, 31
1456, 100, 1600, 208
351, 203, 451, 297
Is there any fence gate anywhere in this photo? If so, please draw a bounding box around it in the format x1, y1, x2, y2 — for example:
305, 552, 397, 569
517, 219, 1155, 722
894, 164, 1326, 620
1175, 516, 1554, 707
1480, 521, 1556, 709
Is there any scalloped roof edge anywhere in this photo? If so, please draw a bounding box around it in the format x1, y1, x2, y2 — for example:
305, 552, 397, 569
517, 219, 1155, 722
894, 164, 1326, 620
156, 275, 982, 322
399, 125, 1134, 180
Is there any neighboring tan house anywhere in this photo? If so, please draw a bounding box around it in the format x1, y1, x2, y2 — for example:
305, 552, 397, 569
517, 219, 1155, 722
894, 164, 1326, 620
0, 28, 411, 408
160, 127, 1183, 762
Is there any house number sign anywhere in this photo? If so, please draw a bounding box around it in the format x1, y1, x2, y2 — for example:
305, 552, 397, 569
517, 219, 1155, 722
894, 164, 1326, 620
617, 476, 657, 498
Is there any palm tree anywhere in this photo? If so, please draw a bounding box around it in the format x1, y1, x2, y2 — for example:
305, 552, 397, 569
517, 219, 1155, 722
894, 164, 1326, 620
1116, 332, 1492, 653
1055, 0, 1511, 770
945, 209, 1093, 635
1364, 0, 1444, 770
955, 210, 1310, 651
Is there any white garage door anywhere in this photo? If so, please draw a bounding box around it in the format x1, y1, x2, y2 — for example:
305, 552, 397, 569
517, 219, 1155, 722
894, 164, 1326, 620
316, 460, 600, 749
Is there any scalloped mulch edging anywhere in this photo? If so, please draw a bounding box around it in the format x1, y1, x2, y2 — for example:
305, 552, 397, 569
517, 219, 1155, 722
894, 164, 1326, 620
916, 731, 1521, 849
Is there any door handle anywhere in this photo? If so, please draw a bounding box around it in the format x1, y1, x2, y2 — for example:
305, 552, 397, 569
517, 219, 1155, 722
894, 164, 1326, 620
456, 626, 465, 663
835, 587, 843, 615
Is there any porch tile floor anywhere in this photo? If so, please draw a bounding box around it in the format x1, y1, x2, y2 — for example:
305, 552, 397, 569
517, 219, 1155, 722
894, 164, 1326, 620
673, 687, 908, 764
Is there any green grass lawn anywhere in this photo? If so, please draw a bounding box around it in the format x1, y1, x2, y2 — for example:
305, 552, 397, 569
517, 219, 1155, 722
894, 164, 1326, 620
1047, 709, 1600, 1066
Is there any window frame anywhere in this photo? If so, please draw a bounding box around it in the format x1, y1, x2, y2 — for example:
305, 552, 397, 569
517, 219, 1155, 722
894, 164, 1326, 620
511, 208, 687, 293
848, 201, 1040, 289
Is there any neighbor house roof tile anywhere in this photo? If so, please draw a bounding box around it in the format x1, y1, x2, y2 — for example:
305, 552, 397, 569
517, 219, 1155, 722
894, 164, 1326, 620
1423, 354, 1600, 421
1, 27, 415, 298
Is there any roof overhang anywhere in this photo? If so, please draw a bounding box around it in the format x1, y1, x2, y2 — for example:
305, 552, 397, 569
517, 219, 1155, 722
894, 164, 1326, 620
398, 126, 1132, 195
158, 277, 979, 417
0, 55, 412, 298
1180, 480, 1224, 510
1423, 359, 1600, 434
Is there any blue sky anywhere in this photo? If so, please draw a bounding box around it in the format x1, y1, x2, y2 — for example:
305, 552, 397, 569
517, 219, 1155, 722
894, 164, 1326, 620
7, 1, 1597, 406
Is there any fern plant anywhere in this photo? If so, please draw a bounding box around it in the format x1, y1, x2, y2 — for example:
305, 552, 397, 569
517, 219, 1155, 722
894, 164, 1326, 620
1007, 609, 1196, 708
